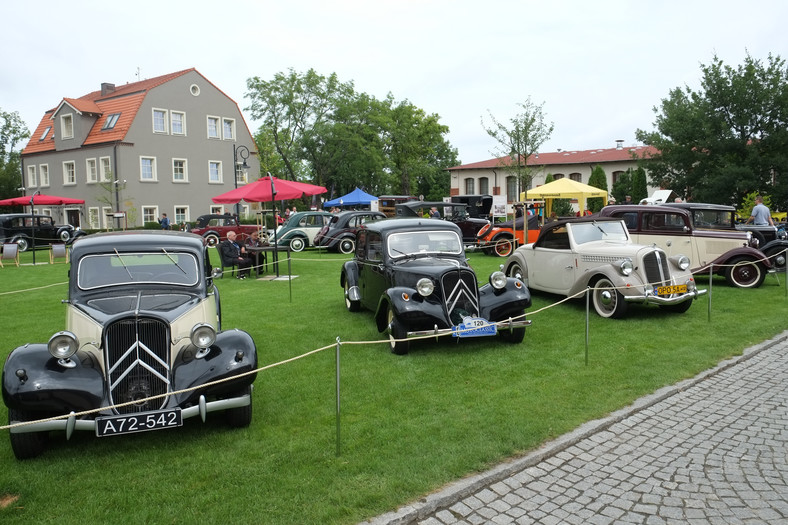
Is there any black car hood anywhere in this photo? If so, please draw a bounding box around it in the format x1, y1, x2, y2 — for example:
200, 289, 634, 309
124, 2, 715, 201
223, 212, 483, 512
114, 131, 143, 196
75, 291, 203, 324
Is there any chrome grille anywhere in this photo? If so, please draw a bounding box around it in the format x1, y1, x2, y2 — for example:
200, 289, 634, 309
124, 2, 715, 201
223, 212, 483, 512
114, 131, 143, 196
441, 269, 480, 322
643, 251, 670, 288
104, 318, 171, 414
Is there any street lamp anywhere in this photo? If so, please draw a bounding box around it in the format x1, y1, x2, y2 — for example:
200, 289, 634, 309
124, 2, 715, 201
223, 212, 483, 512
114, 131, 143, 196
233, 144, 250, 217
30, 190, 40, 265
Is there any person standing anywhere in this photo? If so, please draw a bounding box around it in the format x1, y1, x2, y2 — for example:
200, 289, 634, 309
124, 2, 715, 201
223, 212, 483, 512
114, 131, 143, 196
745, 195, 775, 226
430, 206, 441, 218
158, 213, 170, 230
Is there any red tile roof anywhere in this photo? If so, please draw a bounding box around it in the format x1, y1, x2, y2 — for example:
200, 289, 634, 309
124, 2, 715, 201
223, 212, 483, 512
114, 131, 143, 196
449, 145, 658, 171
22, 68, 195, 155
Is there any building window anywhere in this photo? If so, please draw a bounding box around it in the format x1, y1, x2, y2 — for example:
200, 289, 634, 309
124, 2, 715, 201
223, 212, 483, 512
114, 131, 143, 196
235, 163, 247, 185
174, 206, 189, 225
171, 111, 186, 135
209, 161, 222, 183
142, 206, 158, 225
207, 116, 220, 139
222, 118, 235, 140
479, 177, 489, 195
102, 206, 113, 229
40, 126, 51, 141
100, 157, 112, 182
61, 114, 74, 139
102, 113, 121, 130
612, 171, 624, 184
140, 157, 157, 181
210, 205, 223, 214
27, 165, 36, 187
553, 174, 565, 179
569, 173, 581, 182
63, 161, 76, 185
173, 159, 188, 182
86, 159, 98, 183
39, 164, 49, 187
153, 109, 168, 133
464, 178, 475, 194
190, 84, 201, 96
88, 207, 100, 229
506, 176, 518, 202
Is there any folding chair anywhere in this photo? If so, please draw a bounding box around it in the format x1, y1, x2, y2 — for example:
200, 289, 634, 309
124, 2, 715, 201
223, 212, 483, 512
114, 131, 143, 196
50, 243, 69, 264
1, 243, 20, 267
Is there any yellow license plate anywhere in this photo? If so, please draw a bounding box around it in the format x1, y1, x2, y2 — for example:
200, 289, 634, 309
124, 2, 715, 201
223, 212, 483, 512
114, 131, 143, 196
656, 284, 687, 296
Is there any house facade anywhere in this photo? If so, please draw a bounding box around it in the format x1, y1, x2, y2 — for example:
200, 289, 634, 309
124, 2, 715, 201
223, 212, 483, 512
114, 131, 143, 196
448, 141, 658, 210
20, 68, 260, 229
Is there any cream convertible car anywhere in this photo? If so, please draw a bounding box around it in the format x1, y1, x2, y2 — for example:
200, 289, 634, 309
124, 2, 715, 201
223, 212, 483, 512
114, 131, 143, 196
503, 217, 707, 318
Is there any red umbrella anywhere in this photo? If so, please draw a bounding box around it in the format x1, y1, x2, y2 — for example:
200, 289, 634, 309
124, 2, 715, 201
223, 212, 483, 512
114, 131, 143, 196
0, 193, 85, 206
212, 175, 327, 204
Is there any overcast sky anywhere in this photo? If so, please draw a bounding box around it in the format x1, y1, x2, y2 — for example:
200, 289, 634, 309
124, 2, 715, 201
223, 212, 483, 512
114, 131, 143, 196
3, 0, 787, 165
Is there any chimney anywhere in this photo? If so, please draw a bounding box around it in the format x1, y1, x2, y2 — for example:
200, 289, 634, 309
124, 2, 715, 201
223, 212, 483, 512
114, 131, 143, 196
615, 139, 624, 150
101, 83, 116, 96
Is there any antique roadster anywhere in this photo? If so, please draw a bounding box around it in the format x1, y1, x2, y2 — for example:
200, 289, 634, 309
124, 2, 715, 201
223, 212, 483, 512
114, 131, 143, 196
2, 231, 257, 459
340, 218, 532, 354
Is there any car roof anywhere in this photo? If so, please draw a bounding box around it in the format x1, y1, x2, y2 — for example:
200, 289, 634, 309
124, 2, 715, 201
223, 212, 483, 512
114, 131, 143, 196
601, 204, 691, 217
361, 217, 463, 235
71, 230, 205, 258
661, 202, 735, 211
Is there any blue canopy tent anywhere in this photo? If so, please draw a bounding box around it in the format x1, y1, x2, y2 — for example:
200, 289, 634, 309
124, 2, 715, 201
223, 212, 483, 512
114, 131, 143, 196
323, 187, 378, 208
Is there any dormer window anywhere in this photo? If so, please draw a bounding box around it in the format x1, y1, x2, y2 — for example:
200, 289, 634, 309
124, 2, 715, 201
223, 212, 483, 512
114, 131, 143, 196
61, 114, 74, 139
102, 113, 121, 130
40, 126, 51, 141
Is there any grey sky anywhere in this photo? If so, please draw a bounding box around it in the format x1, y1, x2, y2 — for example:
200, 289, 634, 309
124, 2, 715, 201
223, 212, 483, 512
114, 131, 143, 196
3, 0, 786, 165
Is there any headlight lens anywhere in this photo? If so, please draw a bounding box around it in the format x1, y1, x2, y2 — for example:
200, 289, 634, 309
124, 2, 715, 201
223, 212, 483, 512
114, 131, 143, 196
48, 331, 78, 359
490, 271, 507, 290
191, 323, 217, 349
416, 278, 434, 297
676, 255, 690, 270
619, 260, 633, 276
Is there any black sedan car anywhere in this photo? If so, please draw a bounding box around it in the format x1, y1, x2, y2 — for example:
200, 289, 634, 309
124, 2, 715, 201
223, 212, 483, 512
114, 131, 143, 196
0, 213, 85, 252
314, 210, 386, 253
2, 231, 258, 459
340, 218, 532, 354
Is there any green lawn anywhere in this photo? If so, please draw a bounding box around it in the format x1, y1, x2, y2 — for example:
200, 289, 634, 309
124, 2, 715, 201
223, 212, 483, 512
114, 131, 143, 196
0, 247, 785, 524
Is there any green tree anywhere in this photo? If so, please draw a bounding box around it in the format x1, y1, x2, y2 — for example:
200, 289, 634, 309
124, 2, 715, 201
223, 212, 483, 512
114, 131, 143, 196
636, 53, 788, 206
587, 165, 608, 212
611, 168, 633, 204
631, 166, 648, 203
483, 98, 554, 196
0, 108, 30, 200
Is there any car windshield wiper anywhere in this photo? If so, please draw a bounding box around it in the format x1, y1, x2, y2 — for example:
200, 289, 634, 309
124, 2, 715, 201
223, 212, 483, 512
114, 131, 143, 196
161, 248, 188, 275
113, 248, 134, 280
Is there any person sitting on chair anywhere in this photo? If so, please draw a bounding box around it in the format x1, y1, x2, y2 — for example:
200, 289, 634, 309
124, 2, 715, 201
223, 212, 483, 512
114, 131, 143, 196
219, 231, 252, 279
245, 231, 266, 275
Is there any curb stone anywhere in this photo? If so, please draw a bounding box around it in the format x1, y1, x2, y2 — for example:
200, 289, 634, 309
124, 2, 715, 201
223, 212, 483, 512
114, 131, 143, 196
360, 330, 788, 525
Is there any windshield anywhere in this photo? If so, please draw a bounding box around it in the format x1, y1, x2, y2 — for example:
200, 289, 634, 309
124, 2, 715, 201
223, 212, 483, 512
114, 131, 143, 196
78, 251, 200, 290
387, 231, 463, 257
570, 221, 629, 245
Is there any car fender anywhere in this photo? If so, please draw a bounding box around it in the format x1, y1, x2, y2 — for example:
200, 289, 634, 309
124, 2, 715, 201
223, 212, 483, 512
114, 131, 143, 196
2, 344, 105, 413
171, 329, 257, 406
504, 250, 530, 282
374, 287, 450, 332
566, 269, 630, 297
760, 239, 788, 255
477, 279, 532, 321
341, 261, 359, 288
696, 246, 772, 273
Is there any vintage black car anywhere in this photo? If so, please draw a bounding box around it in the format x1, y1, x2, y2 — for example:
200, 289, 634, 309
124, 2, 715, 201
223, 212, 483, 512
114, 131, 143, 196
394, 200, 490, 245
0, 213, 85, 252
2, 231, 257, 459
340, 218, 532, 354
314, 210, 386, 254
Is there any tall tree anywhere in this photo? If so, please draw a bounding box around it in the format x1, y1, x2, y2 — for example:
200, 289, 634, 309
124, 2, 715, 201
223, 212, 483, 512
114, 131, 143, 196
636, 53, 788, 207
587, 165, 608, 212
611, 168, 633, 204
631, 166, 648, 203
0, 108, 30, 199
482, 98, 554, 195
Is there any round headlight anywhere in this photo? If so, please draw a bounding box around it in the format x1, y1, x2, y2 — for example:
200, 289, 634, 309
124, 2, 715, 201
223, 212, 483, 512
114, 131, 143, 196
490, 271, 507, 290
619, 260, 633, 276
677, 255, 690, 271
48, 331, 78, 359
416, 278, 434, 297
191, 323, 217, 349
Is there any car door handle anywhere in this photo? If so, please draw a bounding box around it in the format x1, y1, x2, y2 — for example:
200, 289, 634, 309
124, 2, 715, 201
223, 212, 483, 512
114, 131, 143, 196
565, 265, 573, 270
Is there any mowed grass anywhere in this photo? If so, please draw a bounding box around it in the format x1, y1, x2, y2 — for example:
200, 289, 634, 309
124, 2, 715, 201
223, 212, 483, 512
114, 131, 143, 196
0, 246, 785, 524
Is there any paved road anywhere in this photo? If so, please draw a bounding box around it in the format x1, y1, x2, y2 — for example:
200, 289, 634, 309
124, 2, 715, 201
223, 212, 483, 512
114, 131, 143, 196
364, 331, 788, 525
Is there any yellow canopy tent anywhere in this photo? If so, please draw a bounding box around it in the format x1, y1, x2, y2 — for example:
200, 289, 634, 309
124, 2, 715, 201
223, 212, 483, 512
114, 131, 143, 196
521, 178, 608, 217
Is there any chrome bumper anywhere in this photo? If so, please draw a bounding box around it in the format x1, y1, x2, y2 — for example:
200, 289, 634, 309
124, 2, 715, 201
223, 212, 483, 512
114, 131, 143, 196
623, 288, 708, 305
405, 318, 532, 339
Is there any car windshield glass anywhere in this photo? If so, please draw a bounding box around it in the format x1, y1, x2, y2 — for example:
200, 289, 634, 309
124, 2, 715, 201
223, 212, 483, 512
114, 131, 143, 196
77, 251, 200, 290
387, 231, 463, 257
570, 221, 629, 244
691, 210, 734, 229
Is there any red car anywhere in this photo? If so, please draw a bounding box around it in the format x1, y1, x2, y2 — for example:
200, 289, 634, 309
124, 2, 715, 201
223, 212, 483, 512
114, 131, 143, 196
476, 215, 541, 257
189, 213, 262, 246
